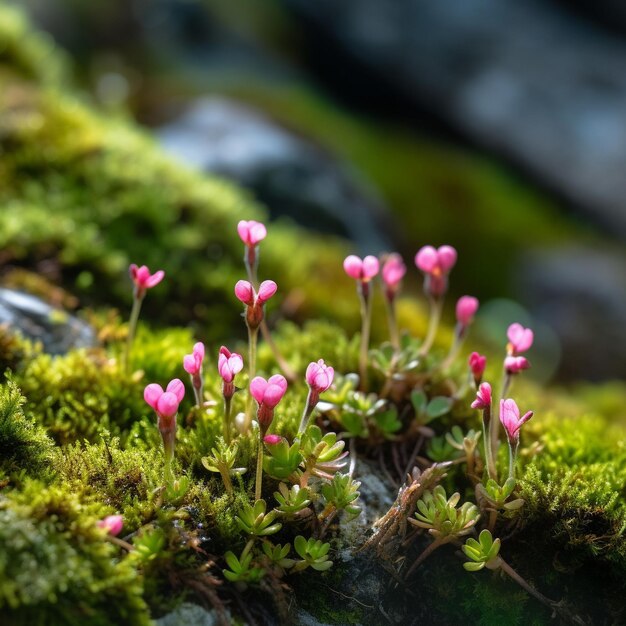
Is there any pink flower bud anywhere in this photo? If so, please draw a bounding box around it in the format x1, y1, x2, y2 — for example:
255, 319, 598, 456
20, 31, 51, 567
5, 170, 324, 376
305, 359, 335, 393
507, 323, 534, 354
456, 296, 479, 326
257, 280, 278, 304
469, 352, 487, 383
343, 255, 380, 282
237, 220, 267, 247
144, 379, 184, 418
381, 253, 406, 291
263, 434, 283, 445
500, 398, 533, 443
234, 280, 255, 306
183, 342, 205, 376
504, 356, 530, 375
471, 382, 492, 410
97, 514, 123, 536
218, 346, 244, 383
129, 264, 164, 298
414, 245, 457, 275
250, 375, 288, 433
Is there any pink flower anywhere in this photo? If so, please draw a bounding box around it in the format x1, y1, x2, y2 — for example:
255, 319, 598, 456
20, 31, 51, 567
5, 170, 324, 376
507, 323, 534, 355
414, 245, 457, 275
237, 220, 267, 247
414, 245, 457, 297
343, 255, 380, 282
469, 352, 487, 383
499, 399, 533, 443
144, 379, 185, 419
263, 434, 283, 445
456, 296, 479, 327
471, 382, 492, 410
250, 374, 288, 433
97, 514, 123, 536
381, 253, 406, 293
183, 342, 205, 376
129, 264, 164, 298
504, 356, 530, 375
305, 359, 335, 394
234, 280, 277, 306
250, 375, 288, 409
218, 346, 244, 383
235, 280, 278, 329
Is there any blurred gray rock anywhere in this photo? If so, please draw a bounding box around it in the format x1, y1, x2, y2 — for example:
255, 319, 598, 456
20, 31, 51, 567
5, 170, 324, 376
517, 246, 626, 380
286, 0, 626, 239
156, 603, 226, 626
0, 288, 95, 354
158, 97, 391, 252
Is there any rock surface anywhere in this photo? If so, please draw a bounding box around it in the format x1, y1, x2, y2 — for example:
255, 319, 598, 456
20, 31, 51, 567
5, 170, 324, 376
157, 96, 391, 252
285, 0, 626, 240
0, 288, 95, 354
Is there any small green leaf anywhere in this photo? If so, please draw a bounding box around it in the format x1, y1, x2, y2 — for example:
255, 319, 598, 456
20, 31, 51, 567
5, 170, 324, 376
411, 390, 428, 414
426, 396, 454, 419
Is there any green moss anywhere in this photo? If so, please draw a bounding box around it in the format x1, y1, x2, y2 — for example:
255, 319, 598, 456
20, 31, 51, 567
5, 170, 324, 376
0, 479, 150, 626
0, 378, 54, 479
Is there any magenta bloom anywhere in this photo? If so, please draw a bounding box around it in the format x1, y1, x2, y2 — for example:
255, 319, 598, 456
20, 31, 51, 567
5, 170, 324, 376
381, 253, 406, 296
471, 382, 492, 410
250, 374, 288, 433
414, 245, 457, 298
144, 379, 185, 419
507, 323, 534, 355
235, 279, 278, 329
456, 296, 479, 327
218, 346, 244, 383
129, 264, 164, 298
469, 352, 487, 383
343, 255, 380, 282
306, 359, 335, 394
237, 220, 267, 247
97, 514, 123, 536
263, 434, 283, 445
504, 356, 530, 375
500, 399, 533, 443
183, 342, 205, 376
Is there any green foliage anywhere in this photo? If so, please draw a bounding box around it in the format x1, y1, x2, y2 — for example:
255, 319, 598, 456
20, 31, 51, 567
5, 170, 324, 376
236, 499, 282, 537
0, 479, 150, 625
292, 536, 333, 573
0, 379, 54, 478
321, 472, 362, 521
300, 425, 348, 480
264, 438, 302, 481
462, 530, 501, 572
273, 483, 311, 517
223, 548, 265, 584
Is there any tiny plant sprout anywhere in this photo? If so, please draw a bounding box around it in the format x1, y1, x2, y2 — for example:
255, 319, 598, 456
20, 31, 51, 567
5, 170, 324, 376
97, 514, 123, 536
250, 374, 288, 501
414, 244, 457, 355
343, 254, 379, 390
381, 252, 406, 350
218, 346, 244, 443
500, 398, 534, 480
144, 378, 185, 485
469, 352, 487, 386
183, 341, 205, 408
234, 278, 278, 430
125, 263, 164, 372
298, 359, 334, 435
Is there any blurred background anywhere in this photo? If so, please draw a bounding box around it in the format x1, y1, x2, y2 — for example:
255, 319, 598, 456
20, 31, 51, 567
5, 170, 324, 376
10, 0, 626, 382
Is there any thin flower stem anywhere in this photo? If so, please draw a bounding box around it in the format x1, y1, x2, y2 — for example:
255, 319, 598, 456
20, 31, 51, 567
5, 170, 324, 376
358, 283, 373, 391
508, 439, 519, 481
106, 536, 135, 552
223, 396, 232, 444
405, 537, 445, 577
440, 323, 467, 371
482, 406, 497, 480
298, 388, 314, 435
244, 326, 258, 432
497, 557, 557, 610
254, 430, 264, 502
124, 296, 143, 373
220, 464, 233, 495
489, 371, 512, 474
384, 295, 400, 351
419, 297, 443, 356
487, 509, 498, 533
192, 383, 203, 410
